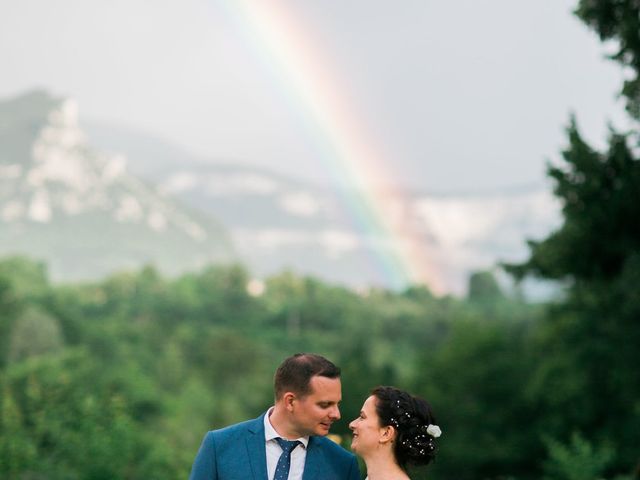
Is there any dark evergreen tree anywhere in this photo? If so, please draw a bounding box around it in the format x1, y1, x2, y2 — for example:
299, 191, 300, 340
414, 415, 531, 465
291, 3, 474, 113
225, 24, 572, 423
506, 101, 640, 478
576, 0, 640, 118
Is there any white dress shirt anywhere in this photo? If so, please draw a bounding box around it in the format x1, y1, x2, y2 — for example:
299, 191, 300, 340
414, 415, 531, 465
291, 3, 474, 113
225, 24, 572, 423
264, 407, 309, 480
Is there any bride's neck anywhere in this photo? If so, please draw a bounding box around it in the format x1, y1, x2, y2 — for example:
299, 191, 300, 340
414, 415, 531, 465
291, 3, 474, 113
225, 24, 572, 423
363, 451, 410, 480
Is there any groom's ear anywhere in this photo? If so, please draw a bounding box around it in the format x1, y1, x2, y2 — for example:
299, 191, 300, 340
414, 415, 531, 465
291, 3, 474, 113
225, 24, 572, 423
283, 392, 296, 411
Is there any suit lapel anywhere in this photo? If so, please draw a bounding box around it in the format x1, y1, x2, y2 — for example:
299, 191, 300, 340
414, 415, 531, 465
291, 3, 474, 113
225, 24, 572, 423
302, 436, 323, 480
245, 415, 269, 480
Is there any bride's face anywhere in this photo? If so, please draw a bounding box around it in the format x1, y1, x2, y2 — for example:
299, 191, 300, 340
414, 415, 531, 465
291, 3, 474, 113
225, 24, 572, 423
349, 395, 387, 455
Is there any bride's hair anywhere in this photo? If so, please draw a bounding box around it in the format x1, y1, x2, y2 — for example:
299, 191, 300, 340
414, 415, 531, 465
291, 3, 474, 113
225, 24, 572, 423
371, 386, 439, 471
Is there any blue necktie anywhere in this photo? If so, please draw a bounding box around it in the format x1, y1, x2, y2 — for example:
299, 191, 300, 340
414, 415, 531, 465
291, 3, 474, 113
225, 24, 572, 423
274, 437, 302, 480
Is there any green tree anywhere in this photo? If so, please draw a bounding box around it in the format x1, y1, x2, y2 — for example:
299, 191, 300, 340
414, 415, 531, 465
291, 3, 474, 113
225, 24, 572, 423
0, 276, 18, 369
543, 432, 614, 480
575, 0, 640, 118
8, 307, 64, 363
506, 117, 640, 474
416, 318, 535, 480
467, 270, 505, 303
0, 382, 38, 478
0, 256, 49, 302
1, 349, 179, 479
507, 119, 640, 282
0, 257, 49, 368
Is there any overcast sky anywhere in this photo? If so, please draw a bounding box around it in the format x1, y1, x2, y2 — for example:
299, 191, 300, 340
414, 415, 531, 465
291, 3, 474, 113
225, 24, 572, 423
0, 0, 628, 192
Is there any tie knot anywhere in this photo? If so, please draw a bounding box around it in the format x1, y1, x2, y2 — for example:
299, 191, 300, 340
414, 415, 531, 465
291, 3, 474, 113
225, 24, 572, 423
276, 437, 301, 454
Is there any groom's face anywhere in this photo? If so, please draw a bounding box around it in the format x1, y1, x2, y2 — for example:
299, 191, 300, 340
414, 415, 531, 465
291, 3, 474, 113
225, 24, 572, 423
291, 375, 342, 437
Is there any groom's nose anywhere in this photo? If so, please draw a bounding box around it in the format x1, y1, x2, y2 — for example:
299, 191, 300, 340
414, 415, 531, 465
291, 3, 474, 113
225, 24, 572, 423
329, 404, 340, 420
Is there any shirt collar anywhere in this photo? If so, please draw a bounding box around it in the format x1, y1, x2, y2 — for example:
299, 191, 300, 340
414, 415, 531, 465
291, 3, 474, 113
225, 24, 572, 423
264, 406, 309, 448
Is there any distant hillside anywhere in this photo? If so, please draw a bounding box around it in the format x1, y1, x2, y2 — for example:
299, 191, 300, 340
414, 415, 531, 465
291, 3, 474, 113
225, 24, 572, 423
81, 111, 561, 293
0, 90, 234, 280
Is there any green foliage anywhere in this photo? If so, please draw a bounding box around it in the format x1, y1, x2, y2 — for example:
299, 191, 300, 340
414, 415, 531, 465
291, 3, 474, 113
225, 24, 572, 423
0, 257, 49, 369
543, 432, 614, 480
575, 0, 640, 118
0, 242, 632, 480
506, 119, 640, 283
0, 257, 544, 479
8, 307, 64, 363
467, 270, 505, 303
1, 349, 177, 479
0, 256, 49, 301
506, 117, 640, 476
417, 317, 538, 480
0, 382, 38, 478
504, 7, 640, 473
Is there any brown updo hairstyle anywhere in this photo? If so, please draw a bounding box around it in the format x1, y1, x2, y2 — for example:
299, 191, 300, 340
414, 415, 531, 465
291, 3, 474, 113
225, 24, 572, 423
371, 386, 439, 471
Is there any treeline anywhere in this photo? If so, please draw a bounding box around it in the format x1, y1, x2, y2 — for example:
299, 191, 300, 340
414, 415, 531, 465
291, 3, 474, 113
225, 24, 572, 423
0, 259, 530, 480
0, 255, 636, 480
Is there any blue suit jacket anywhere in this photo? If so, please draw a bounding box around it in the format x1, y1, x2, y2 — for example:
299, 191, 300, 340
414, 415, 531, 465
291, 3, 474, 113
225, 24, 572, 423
189, 413, 360, 480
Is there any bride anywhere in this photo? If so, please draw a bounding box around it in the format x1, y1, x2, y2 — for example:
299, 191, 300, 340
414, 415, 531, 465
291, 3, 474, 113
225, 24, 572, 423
349, 386, 441, 480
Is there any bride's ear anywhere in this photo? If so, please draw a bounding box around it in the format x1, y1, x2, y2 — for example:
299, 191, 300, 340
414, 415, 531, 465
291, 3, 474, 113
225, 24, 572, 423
379, 425, 396, 444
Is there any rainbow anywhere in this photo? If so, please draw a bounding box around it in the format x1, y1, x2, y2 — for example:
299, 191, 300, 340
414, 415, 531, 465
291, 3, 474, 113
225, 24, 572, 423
216, 0, 445, 293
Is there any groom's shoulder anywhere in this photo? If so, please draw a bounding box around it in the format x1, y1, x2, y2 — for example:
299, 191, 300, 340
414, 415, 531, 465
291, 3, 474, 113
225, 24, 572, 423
207, 415, 263, 440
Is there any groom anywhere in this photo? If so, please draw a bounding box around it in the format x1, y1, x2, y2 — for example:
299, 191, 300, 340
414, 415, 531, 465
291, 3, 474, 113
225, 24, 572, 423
188, 353, 360, 480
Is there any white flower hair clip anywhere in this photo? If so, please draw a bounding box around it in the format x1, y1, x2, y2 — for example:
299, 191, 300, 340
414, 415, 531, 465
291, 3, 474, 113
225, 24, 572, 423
426, 424, 442, 438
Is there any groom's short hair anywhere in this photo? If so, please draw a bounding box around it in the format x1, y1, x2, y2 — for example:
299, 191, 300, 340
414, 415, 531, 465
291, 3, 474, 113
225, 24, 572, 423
274, 353, 341, 400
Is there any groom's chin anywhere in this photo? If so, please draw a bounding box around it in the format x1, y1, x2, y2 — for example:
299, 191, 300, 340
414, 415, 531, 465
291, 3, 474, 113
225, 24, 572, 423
315, 423, 332, 435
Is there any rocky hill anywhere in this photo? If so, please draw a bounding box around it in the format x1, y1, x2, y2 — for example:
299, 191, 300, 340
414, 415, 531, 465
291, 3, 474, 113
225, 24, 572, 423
0, 90, 234, 280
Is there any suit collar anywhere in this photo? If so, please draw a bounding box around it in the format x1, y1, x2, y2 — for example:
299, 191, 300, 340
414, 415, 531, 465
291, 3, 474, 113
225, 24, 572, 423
246, 414, 268, 480
246, 413, 266, 434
